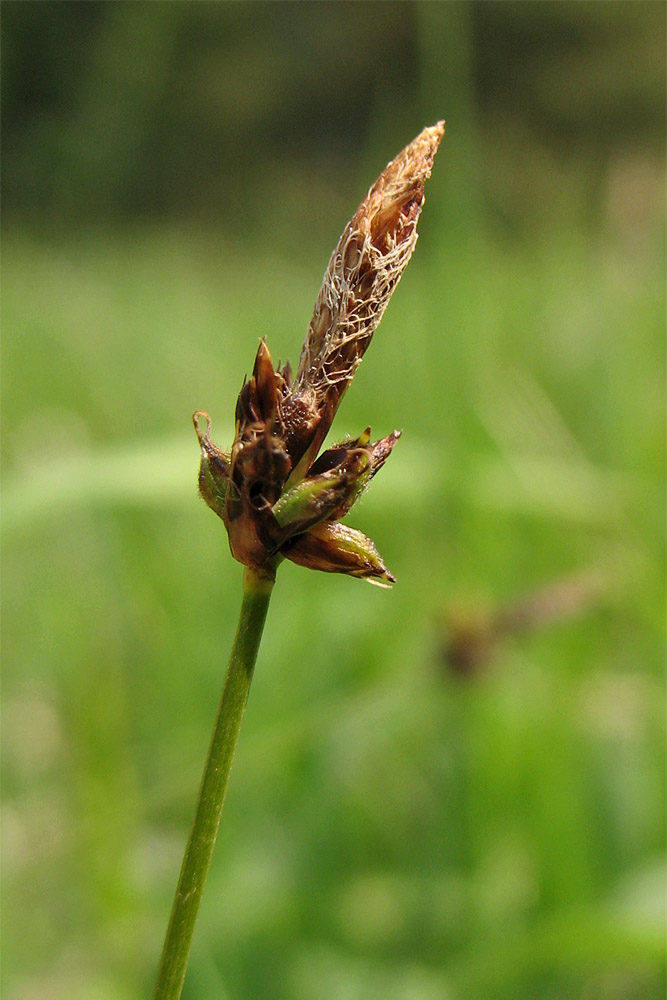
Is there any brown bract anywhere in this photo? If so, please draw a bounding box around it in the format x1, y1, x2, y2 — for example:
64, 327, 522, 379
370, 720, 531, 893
194, 122, 444, 583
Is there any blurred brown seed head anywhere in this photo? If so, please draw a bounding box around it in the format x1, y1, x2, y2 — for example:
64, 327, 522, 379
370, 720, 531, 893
442, 569, 610, 678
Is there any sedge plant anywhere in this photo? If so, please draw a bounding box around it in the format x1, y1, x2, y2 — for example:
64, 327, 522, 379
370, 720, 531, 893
153, 122, 444, 1000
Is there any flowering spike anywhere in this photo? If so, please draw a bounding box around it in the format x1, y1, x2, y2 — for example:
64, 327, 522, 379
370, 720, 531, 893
283, 121, 444, 470
194, 123, 443, 582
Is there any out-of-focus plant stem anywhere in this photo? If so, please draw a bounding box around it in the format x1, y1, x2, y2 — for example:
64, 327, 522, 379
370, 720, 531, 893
152, 566, 274, 1000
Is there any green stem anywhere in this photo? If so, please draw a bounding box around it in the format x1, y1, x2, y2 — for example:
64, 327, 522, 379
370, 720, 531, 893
153, 566, 274, 1000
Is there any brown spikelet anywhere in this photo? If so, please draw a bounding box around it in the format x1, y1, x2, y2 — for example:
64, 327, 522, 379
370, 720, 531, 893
195, 123, 444, 583
283, 121, 445, 471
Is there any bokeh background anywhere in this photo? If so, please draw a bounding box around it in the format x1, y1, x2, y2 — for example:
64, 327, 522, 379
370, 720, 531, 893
2, 3, 665, 999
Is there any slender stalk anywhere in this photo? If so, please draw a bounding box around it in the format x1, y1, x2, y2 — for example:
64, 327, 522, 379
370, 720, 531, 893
153, 566, 274, 1000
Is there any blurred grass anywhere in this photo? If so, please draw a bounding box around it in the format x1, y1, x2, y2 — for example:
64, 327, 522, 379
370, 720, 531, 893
3, 172, 665, 1000
4, 2, 666, 995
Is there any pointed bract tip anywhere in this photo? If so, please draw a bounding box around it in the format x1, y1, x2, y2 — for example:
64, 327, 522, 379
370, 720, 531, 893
193, 410, 212, 446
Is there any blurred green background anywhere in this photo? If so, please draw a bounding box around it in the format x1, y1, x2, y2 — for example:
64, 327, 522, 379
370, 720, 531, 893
2, 3, 665, 999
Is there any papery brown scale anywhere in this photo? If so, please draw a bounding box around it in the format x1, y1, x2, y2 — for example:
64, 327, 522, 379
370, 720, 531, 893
343, 233, 364, 273
279, 359, 293, 386
356, 268, 377, 303
236, 339, 283, 430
